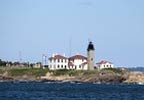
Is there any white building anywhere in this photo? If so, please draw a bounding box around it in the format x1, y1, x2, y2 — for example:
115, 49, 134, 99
48, 54, 88, 70
69, 55, 88, 70
96, 60, 114, 70
49, 54, 68, 70
48, 54, 114, 70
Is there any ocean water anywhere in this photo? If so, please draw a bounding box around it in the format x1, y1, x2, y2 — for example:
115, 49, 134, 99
0, 82, 144, 100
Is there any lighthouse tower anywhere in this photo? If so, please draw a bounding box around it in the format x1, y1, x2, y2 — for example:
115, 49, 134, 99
87, 41, 95, 70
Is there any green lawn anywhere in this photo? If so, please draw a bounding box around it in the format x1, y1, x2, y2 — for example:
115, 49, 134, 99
0, 67, 126, 77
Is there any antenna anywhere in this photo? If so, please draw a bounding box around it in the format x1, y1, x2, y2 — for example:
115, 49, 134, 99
42, 54, 44, 66
69, 37, 72, 57
19, 51, 22, 63
42, 54, 47, 66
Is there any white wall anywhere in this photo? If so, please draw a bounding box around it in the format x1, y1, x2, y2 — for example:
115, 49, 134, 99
49, 59, 69, 70
97, 62, 114, 70
82, 64, 88, 70
48, 56, 89, 70
71, 59, 87, 70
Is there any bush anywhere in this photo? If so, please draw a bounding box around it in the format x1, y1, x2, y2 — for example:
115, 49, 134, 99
100, 68, 124, 74
51, 70, 100, 76
52, 69, 80, 76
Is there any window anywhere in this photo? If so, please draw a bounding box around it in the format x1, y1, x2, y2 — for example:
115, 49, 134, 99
57, 65, 60, 68
61, 65, 63, 68
79, 65, 81, 68
65, 59, 67, 63
58, 59, 59, 62
107, 65, 109, 67
65, 65, 67, 69
104, 65, 105, 67
61, 59, 63, 62
91, 58, 93, 61
75, 65, 77, 69
49, 59, 52, 63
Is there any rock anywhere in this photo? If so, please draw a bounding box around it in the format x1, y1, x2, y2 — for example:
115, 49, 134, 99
40, 72, 127, 83
2, 71, 9, 77
0, 75, 13, 82
124, 71, 144, 83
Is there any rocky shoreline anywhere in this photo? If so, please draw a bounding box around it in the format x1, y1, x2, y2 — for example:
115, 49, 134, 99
41, 71, 144, 84
40, 72, 128, 83
0, 69, 144, 84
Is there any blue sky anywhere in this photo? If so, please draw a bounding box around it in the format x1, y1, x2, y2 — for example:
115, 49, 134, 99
0, 0, 144, 67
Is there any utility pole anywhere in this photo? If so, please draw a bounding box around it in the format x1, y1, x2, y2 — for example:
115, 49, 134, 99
42, 54, 47, 68
19, 51, 22, 63
69, 37, 72, 57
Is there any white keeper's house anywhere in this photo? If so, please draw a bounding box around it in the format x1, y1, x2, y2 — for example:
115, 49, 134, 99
48, 54, 88, 70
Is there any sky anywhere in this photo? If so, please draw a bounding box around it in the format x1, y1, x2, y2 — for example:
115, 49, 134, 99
0, 0, 144, 67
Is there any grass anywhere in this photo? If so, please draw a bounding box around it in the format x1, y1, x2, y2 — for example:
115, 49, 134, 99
0, 67, 10, 74
52, 69, 81, 76
0, 66, 127, 78
7, 68, 49, 77
52, 68, 123, 76
51, 69, 99, 76
0, 68, 5, 74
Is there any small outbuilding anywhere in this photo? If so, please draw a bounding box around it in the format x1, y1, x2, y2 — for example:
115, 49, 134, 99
96, 60, 114, 70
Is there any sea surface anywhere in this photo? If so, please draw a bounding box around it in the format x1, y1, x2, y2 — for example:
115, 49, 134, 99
0, 82, 144, 100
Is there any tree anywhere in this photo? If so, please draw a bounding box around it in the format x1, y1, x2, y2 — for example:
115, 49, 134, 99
0, 59, 7, 66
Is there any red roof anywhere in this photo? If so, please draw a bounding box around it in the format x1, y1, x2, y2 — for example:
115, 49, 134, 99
97, 61, 113, 64
49, 55, 67, 60
69, 55, 87, 60
80, 62, 87, 66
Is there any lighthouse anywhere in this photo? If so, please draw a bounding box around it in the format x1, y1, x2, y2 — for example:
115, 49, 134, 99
87, 41, 95, 70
